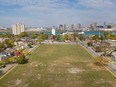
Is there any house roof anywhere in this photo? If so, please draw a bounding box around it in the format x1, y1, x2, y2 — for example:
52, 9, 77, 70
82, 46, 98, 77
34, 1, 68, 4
112, 52, 116, 57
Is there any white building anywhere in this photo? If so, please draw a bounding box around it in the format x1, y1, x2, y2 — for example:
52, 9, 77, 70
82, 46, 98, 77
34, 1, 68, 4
26, 27, 44, 32
12, 23, 25, 35
99, 28, 116, 31
52, 28, 56, 35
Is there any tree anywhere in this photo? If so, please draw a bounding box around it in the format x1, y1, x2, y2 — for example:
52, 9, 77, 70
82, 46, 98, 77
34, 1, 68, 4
17, 48, 23, 52
54, 35, 61, 41
15, 51, 21, 57
102, 43, 110, 56
94, 56, 102, 66
100, 35, 104, 40
19, 32, 28, 37
109, 34, 116, 40
78, 34, 84, 41
62, 34, 68, 41
28, 43, 32, 48
9, 57, 15, 63
48, 35, 53, 40
101, 58, 109, 66
71, 34, 76, 42
0, 48, 3, 52
68, 35, 72, 41
5, 39, 15, 48
38, 38, 43, 44
30, 34, 38, 39
41, 34, 48, 40
94, 56, 109, 66
2, 56, 9, 64
23, 49, 29, 56
16, 53, 26, 64
114, 47, 116, 51
87, 42, 93, 46
92, 35, 99, 41
0, 43, 5, 48
14, 35, 19, 39
95, 46, 102, 52
103, 31, 110, 39
3, 32, 11, 38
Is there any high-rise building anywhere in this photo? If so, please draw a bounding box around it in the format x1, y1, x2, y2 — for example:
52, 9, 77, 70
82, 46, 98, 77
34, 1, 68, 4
59, 25, 63, 30
76, 24, 81, 30
90, 22, 97, 31
104, 22, 107, 28
63, 24, 67, 31
12, 23, 25, 35
93, 22, 97, 30
71, 24, 74, 31
113, 23, 116, 29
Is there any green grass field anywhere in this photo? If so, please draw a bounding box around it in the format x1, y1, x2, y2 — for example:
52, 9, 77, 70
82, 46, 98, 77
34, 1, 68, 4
0, 44, 116, 87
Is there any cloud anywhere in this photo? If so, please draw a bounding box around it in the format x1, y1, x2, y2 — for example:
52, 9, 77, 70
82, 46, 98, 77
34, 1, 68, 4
0, 0, 68, 8
0, 0, 116, 27
77, 0, 115, 9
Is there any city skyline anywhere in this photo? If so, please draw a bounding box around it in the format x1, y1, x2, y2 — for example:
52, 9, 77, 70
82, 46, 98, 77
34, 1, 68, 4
0, 0, 116, 27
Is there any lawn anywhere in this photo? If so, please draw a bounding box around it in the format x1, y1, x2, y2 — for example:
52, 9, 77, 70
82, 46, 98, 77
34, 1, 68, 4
0, 44, 116, 87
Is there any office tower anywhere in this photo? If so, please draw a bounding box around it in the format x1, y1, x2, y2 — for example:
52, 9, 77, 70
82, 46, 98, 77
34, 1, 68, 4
113, 23, 116, 29
71, 24, 74, 31
90, 22, 97, 31
93, 22, 97, 30
77, 24, 81, 30
12, 23, 25, 35
63, 24, 67, 31
104, 22, 107, 28
90, 24, 93, 31
59, 25, 63, 30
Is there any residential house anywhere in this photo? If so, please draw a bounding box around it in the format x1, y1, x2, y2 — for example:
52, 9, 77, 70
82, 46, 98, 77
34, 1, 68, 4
112, 52, 116, 60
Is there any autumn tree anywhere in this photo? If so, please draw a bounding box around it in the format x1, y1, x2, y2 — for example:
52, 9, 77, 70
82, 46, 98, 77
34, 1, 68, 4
19, 32, 28, 38
16, 53, 27, 64
23, 49, 29, 56
62, 34, 68, 41
92, 35, 99, 41
38, 38, 43, 44
4, 39, 15, 48
30, 34, 38, 39
0, 43, 5, 48
103, 31, 110, 40
78, 34, 84, 41
94, 56, 109, 66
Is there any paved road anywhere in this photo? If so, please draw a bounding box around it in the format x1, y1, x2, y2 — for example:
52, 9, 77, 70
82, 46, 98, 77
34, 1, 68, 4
0, 64, 15, 75
108, 62, 116, 73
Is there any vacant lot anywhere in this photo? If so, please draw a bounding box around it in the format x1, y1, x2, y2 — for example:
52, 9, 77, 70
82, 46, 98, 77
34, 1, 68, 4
0, 44, 116, 87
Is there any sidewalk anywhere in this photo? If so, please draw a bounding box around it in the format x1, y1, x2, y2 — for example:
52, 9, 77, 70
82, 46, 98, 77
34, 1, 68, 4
78, 41, 116, 77
0, 64, 15, 75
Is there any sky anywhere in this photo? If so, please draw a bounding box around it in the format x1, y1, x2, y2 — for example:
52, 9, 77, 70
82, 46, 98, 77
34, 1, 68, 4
0, 0, 116, 27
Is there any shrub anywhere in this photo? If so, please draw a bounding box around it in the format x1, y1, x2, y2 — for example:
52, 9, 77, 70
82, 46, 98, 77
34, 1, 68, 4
23, 49, 29, 56
9, 57, 15, 63
28, 44, 32, 48
87, 42, 93, 46
94, 56, 109, 66
94, 56, 102, 66
16, 53, 27, 64
95, 46, 102, 52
